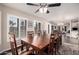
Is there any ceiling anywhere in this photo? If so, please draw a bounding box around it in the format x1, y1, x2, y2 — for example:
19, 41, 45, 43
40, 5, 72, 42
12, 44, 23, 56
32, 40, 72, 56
2, 3, 79, 24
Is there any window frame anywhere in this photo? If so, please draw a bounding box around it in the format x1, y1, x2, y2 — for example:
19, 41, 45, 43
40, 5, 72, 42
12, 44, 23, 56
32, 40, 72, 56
7, 14, 28, 42
19, 18, 27, 38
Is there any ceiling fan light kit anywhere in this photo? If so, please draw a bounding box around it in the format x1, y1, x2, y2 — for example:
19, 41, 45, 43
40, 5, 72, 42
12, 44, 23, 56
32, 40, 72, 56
26, 3, 61, 14
39, 7, 47, 13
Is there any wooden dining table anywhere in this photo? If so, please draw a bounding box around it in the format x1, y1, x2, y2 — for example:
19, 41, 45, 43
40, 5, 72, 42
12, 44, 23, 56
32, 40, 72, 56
21, 34, 50, 54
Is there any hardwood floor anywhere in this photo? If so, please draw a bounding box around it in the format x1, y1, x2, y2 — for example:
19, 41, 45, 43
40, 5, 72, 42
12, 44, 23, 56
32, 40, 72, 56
1, 34, 79, 55
1, 44, 79, 55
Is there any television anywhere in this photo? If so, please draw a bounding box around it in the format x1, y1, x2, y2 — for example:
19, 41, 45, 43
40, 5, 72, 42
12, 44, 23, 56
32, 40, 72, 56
72, 28, 78, 31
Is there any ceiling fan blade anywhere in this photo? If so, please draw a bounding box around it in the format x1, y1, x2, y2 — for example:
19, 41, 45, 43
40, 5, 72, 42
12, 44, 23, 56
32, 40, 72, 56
48, 3, 61, 7
26, 3, 39, 6
35, 6, 42, 13
35, 9, 39, 13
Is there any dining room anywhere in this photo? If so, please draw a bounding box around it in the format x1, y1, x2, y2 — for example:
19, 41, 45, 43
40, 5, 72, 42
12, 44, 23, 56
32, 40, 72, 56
0, 3, 79, 55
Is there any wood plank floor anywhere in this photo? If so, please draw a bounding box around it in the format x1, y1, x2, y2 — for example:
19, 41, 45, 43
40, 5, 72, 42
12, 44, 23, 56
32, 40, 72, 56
1, 34, 79, 55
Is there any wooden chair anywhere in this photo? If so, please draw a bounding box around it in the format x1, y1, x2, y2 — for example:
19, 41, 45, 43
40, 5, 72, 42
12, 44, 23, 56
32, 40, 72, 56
54, 37, 59, 54
48, 33, 60, 55
27, 31, 34, 37
48, 31, 62, 55
59, 34, 62, 45
48, 34, 55, 55
9, 33, 34, 55
54, 33, 61, 54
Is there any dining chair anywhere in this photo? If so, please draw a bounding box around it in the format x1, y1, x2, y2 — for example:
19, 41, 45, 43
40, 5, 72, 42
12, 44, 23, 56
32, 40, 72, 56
27, 31, 34, 37
54, 33, 61, 55
59, 34, 62, 45
9, 33, 34, 55
48, 34, 55, 55
54, 37, 59, 54
49, 33, 59, 55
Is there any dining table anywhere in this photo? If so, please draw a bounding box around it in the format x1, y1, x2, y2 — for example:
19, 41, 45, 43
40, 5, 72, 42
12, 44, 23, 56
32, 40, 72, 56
21, 34, 50, 54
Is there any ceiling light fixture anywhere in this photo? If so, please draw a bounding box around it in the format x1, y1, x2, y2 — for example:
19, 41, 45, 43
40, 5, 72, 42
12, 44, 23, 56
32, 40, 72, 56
39, 7, 47, 13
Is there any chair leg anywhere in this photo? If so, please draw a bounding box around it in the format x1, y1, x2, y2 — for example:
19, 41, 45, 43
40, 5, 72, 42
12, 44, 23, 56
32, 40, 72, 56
21, 40, 24, 51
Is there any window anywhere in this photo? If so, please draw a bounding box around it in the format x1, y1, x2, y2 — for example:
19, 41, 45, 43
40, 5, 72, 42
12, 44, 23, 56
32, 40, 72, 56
8, 14, 27, 41
34, 21, 37, 33
9, 16, 19, 37
51, 25, 54, 32
20, 19, 27, 38
27, 20, 34, 31
34, 21, 42, 33
38, 22, 41, 31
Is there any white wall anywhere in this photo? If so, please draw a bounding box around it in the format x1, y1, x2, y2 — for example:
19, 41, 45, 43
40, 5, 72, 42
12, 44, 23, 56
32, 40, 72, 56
0, 11, 1, 52
0, 4, 50, 53
0, 12, 1, 44
44, 3, 79, 24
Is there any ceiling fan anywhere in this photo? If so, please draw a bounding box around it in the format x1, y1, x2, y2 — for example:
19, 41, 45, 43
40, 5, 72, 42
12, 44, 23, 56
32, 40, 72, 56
26, 3, 61, 14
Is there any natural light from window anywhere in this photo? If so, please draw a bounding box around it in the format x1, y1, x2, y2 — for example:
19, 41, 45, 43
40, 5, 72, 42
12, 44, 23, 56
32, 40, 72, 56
7, 14, 27, 41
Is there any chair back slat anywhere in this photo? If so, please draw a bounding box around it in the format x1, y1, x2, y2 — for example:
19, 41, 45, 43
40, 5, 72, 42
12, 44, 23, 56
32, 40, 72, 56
48, 34, 55, 54
9, 33, 18, 55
